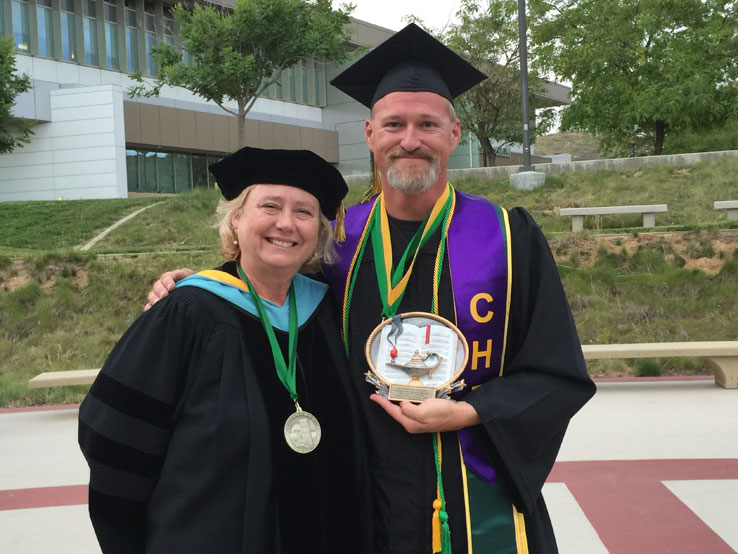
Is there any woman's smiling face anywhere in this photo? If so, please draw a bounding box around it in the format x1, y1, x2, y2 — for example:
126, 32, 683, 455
231, 184, 320, 278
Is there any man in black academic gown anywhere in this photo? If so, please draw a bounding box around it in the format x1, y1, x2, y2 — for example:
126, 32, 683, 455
147, 23, 595, 554
322, 23, 596, 554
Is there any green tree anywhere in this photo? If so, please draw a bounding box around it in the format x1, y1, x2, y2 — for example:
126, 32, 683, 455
0, 37, 33, 154
437, 0, 555, 166
130, 0, 352, 147
530, 0, 738, 155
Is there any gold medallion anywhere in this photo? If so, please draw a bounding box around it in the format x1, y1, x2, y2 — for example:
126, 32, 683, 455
284, 405, 321, 454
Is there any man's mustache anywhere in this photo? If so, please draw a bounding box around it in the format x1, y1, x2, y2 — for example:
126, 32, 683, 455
387, 147, 438, 161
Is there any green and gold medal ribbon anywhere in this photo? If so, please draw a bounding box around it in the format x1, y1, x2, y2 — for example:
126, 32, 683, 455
345, 183, 457, 554
370, 184, 453, 319
237, 265, 299, 402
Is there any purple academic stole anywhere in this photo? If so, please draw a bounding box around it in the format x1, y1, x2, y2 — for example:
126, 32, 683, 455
325, 190, 512, 486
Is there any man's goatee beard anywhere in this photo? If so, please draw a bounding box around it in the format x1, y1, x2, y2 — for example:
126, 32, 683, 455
384, 149, 441, 194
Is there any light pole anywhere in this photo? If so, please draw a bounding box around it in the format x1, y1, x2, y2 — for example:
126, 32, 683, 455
517, 0, 533, 171
509, 0, 546, 190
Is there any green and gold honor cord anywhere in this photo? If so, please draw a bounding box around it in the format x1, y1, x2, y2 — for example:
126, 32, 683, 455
237, 265, 298, 402
347, 184, 456, 553
370, 184, 453, 320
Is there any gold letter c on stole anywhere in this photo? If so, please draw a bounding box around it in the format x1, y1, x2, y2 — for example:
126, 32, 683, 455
470, 292, 494, 323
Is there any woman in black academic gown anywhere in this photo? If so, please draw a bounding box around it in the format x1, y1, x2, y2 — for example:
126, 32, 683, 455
78, 147, 370, 554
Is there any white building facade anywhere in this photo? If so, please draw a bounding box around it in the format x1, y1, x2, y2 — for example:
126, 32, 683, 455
1, 0, 568, 201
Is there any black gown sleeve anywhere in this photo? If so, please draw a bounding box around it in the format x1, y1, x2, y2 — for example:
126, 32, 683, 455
462, 207, 596, 514
78, 291, 211, 554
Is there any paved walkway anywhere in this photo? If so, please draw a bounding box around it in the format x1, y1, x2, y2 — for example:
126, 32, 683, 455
1, 379, 736, 553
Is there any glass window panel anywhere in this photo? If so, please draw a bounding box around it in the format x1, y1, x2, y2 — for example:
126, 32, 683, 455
84, 0, 96, 17
126, 8, 136, 26
191, 155, 208, 188
142, 151, 157, 192
105, 22, 119, 68
126, 26, 138, 71
126, 149, 138, 192
124, 0, 135, 7
144, 2, 155, 32
37, 0, 52, 7
84, 16, 99, 65
62, 0, 75, 11
314, 69, 320, 105
61, 11, 77, 61
302, 65, 309, 104
288, 67, 296, 102
174, 153, 191, 193
136, 151, 144, 186
104, 3, 116, 22
206, 155, 222, 187
145, 31, 157, 75
37, 6, 54, 57
157, 152, 174, 193
12, 1, 30, 53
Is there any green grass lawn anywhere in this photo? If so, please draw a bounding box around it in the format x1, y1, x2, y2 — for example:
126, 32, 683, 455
1, 156, 738, 406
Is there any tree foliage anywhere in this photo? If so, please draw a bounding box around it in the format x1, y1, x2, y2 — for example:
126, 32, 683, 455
0, 37, 34, 154
130, 0, 352, 147
436, 0, 555, 166
530, 0, 738, 155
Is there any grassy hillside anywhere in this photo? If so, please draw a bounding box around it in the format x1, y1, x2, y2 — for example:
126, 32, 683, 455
1, 156, 737, 406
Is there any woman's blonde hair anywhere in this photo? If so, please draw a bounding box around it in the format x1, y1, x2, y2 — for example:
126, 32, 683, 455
214, 185, 338, 274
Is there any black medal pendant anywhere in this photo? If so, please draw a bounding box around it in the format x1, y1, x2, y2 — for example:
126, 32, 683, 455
284, 401, 321, 454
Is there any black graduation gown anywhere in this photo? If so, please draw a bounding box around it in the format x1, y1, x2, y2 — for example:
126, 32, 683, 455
79, 262, 370, 554
346, 207, 595, 554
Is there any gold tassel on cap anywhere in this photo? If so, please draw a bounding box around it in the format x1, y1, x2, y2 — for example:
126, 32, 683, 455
334, 202, 346, 242
361, 156, 382, 203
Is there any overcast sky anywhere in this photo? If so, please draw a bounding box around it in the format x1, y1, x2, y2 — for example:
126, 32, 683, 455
332, 0, 463, 32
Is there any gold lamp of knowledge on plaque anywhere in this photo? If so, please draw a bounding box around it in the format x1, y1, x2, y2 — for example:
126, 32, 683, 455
364, 312, 469, 403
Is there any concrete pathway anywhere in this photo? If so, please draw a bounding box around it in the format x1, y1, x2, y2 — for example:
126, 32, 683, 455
77, 202, 163, 251
1, 379, 737, 553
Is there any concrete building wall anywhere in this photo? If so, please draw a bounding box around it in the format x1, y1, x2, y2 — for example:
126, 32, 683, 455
0, 84, 126, 201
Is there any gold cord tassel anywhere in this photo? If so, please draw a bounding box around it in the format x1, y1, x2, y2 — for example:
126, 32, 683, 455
361, 159, 382, 203
334, 202, 346, 242
432, 498, 443, 553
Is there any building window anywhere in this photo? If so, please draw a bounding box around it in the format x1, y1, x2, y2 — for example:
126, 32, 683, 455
174, 152, 191, 192
126, 149, 138, 192
126, 148, 222, 193
144, 1, 157, 75
104, 0, 119, 69
163, 5, 174, 47
314, 60, 324, 106
287, 67, 296, 102
301, 61, 309, 104
157, 152, 174, 193
36, 0, 54, 57
83, 0, 99, 65
125, 0, 138, 72
60, 0, 77, 62
12, 0, 30, 52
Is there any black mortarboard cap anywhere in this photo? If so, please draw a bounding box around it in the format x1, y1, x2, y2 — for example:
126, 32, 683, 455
209, 147, 348, 221
330, 23, 487, 108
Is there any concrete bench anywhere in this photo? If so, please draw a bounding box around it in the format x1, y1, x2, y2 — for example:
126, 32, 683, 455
560, 204, 668, 231
29, 340, 738, 390
581, 341, 738, 389
714, 201, 738, 220
28, 369, 100, 388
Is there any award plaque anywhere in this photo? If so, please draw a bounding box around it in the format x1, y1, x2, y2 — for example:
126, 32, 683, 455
365, 312, 468, 402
